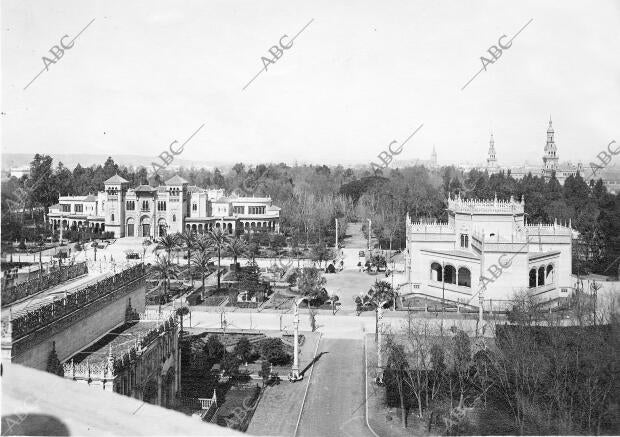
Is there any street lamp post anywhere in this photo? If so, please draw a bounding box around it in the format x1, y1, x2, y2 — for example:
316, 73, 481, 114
335, 218, 338, 251
376, 300, 389, 384
292, 303, 300, 380
290, 297, 308, 382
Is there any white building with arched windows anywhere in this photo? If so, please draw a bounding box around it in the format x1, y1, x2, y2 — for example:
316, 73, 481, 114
404, 194, 574, 308
48, 174, 280, 239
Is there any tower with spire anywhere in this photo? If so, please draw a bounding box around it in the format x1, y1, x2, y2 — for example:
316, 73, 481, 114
542, 117, 559, 174
431, 145, 437, 167
486, 133, 498, 172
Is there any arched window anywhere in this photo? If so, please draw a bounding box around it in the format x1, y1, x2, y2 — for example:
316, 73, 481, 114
430, 262, 443, 282
538, 266, 545, 286
529, 268, 537, 288
460, 234, 469, 248
546, 264, 554, 283
172, 214, 176, 222
444, 265, 456, 284
457, 267, 471, 287
111, 213, 115, 222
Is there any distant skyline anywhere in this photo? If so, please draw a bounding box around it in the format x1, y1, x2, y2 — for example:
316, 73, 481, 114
2, 0, 619, 168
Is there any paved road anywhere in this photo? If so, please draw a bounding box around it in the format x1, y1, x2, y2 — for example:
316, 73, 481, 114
296, 338, 376, 437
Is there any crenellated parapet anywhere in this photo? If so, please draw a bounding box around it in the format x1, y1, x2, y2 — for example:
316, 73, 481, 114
448, 193, 524, 215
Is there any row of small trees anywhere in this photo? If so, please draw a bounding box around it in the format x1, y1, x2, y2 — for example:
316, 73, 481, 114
381, 308, 620, 435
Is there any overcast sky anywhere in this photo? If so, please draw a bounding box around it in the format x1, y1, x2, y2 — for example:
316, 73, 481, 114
2, 0, 619, 167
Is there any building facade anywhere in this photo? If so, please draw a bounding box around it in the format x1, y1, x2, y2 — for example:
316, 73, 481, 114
48, 175, 280, 238
404, 195, 573, 307
63, 311, 180, 408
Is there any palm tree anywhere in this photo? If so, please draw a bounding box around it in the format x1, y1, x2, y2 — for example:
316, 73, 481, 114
194, 233, 212, 254
177, 230, 197, 287
151, 254, 181, 311
191, 250, 212, 299
206, 228, 230, 290
155, 234, 178, 258
227, 236, 248, 268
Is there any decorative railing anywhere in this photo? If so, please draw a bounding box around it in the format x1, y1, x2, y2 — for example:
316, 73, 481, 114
180, 390, 218, 411
5, 264, 146, 342
2, 262, 88, 307
525, 223, 572, 235
448, 194, 524, 214
200, 398, 216, 410
64, 358, 112, 380
408, 221, 454, 234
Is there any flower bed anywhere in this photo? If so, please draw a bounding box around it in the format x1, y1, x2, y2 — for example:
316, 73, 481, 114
203, 296, 228, 307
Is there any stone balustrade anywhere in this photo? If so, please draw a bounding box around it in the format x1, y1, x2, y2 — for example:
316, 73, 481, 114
3, 264, 146, 342
408, 221, 454, 234
2, 262, 88, 307
525, 223, 572, 235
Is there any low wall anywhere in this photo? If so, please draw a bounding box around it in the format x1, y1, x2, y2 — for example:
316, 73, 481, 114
2, 262, 88, 307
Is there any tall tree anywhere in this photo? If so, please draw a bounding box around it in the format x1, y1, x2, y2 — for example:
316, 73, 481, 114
151, 254, 180, 310
29, 154, 56, 227
176, 230, 197, 286
191, 250, 212, 298
207, 228, 230, 290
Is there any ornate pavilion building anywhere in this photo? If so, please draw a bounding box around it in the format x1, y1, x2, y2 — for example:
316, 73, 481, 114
404, 195, 574, 308
48, 174, 281, 238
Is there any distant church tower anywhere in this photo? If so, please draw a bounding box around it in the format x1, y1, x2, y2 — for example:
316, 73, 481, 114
543, 117, 559, 173
431, 145, 437, 167
486, 133, 498, 170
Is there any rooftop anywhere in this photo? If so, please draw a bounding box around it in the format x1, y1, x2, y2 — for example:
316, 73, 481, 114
69, 320, 164, 365
2, 363, 240, 436
165, 175, 189, 185
134, 184, 156, 193
104, 174, 129, 184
